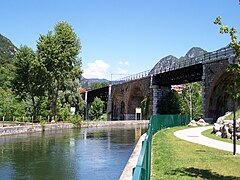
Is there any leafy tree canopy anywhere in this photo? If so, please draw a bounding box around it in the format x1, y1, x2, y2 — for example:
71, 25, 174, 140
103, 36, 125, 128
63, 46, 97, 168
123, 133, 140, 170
37, 21, 82, 118
89, 97, 105, 120
214, 16, 240, 102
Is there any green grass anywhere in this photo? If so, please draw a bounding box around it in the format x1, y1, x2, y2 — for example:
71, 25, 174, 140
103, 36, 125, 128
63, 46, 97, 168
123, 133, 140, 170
151, 126, 240, 180
202, 128, 240, 145
224, 108, 240, 120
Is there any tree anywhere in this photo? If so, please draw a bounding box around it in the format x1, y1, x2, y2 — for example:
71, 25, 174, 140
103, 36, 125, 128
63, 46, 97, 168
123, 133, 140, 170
141, 97, 150, 119
13, 45, 46, 120
88, 97, 104, 120
59, 78, 86, 116
37, 22, 82, 120
181, 82, 202, 119
0, 88, 25, 121
214, 16, 240, 101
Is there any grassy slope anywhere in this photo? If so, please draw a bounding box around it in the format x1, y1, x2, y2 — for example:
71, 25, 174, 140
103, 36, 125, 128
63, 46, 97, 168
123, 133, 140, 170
151, 126, 240, 180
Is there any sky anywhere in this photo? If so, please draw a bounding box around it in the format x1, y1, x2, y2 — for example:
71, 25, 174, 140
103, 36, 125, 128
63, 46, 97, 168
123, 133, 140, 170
1, 0, 240, 80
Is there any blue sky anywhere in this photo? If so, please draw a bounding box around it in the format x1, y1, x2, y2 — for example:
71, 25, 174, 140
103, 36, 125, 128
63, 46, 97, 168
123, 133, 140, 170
1, 0, 240, 80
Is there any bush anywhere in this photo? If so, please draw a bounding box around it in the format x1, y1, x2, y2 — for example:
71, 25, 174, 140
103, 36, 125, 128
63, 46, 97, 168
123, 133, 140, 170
69, 115, 82, 127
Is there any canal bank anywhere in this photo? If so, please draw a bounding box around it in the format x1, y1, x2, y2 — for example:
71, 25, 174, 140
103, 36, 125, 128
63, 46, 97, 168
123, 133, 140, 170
0, 123, 74, 136
0, 120, 149, 136
120, 133, 147, 180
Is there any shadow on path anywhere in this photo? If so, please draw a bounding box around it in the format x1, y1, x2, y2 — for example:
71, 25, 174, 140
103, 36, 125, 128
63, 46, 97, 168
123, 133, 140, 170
168, 167, 240, 180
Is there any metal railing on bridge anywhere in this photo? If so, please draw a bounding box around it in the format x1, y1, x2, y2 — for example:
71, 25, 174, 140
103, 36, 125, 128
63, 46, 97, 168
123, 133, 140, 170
132, 114, 190, 180
112, 47, 234, 85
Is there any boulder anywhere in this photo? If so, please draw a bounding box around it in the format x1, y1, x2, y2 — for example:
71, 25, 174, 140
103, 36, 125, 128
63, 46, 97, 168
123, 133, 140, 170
216, 112, 231, 124
212, 123, 223, 134
223, 120, 233, 125
196, 119, 209, 126
236, 132, 240, 140
215, 131, 222, 137
221, 125, 231, 139
188, 120, 198, 127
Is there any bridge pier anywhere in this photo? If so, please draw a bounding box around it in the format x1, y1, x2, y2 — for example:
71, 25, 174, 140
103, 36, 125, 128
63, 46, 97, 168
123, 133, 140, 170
151, 84, 171, 115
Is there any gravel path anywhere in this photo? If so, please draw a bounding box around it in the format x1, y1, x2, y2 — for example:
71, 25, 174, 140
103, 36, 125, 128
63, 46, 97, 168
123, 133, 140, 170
174, 126, 240, 154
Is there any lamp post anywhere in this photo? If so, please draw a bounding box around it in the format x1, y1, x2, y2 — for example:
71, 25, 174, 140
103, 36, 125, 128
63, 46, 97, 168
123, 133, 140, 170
189, 84, 193, 121
233, 58, 237, 155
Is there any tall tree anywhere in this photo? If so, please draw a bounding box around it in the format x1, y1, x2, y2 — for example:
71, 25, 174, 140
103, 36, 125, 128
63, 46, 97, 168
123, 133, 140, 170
37, 22, 82, 120
181, 82, 202, 119
214, 16, 240, 102
13, 45, 45, 120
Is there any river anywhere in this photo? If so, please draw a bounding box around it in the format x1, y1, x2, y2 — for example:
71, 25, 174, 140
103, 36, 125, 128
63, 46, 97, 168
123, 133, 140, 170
0, 124, 147, 180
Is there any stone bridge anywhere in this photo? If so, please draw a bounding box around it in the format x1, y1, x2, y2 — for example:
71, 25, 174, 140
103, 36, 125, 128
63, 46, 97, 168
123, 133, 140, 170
83, 47, 235, 122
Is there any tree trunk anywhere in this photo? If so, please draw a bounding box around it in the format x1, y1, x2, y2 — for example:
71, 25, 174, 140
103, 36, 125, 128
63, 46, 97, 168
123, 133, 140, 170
51, 84, 59, 121
32, 96, 37, 122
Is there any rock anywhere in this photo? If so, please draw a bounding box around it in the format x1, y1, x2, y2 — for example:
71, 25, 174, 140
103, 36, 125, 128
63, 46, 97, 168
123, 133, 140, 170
198, 119, 206, 123
212, 123, 223, 134
236, 133, 240, 140
223, 120, 233, 125
221, 125, 231, 139
196, 119, 209, 126
237, 127, 240, 132
216, 112, 231, 124
188, 120, 198, 127
216, 131, 222, 137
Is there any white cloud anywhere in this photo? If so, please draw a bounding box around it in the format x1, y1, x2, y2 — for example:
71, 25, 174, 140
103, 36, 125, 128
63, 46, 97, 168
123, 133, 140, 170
83, 60, 110, 79
117, 67, 129, 75
118, 61, 130, 66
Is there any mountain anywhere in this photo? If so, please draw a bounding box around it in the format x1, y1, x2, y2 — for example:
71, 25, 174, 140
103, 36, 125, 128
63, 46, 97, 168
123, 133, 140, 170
150, 55, 178, 74
0, 34, 17, 61
150, 47, 207, 74
80, 76, 110, 89
0, 34, 18, 88
179, 47, 207, 61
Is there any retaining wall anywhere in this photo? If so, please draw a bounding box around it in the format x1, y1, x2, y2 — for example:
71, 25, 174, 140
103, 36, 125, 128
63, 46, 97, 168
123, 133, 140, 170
0, 123, 74, 136
81, 120, 149, 128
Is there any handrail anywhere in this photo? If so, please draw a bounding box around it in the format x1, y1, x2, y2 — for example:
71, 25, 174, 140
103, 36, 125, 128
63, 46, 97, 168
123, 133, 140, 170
113, 47, 234, 85
132, 114, 190, 180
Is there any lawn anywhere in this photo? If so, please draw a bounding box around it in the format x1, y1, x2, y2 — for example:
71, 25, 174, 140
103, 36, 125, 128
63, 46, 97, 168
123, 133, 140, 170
151, 126, 240, 180
202, 128, 240, 146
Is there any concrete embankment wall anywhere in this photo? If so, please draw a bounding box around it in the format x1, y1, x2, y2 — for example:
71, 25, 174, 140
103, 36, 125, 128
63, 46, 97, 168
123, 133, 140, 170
0, 121, 148, 136
81, 120, 149, 128
0, 123, 74, 136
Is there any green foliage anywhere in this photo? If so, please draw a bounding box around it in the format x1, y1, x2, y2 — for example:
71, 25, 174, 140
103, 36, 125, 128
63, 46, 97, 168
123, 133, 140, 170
141, 97, 150, 119
88, 97, 105, 120
0, 88, 25, 120
13, 45, 46, 120
157, 83, 202, 119
181, 82, 202, 119
214, 16, 240, 102
69, 114, 82, 127
157, 90, 182, 114
90, 81, 108, 89
37, 21, 82, 119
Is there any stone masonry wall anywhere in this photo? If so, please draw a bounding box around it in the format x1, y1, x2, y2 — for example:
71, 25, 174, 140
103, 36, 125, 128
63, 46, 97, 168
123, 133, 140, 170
0, 123, 74, 136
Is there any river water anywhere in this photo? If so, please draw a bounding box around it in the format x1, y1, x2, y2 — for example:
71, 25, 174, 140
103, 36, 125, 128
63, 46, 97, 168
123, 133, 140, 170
0, 124, 147, 180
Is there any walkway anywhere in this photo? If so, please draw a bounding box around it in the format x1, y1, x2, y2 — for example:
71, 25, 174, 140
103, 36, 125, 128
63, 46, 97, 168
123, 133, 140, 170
174, 126, 240, 154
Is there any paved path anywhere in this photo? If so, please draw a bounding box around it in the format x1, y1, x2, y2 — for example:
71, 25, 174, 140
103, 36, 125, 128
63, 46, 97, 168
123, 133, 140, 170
174, 126, 240, 154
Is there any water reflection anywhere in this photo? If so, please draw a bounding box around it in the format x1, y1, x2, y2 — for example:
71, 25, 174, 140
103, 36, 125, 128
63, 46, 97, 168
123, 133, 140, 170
0, 124, 147, 180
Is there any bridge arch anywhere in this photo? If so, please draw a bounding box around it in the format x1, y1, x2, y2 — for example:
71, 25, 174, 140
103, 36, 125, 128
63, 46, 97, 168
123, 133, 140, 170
205, 71, 233, 120
125, 83, 145, 119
